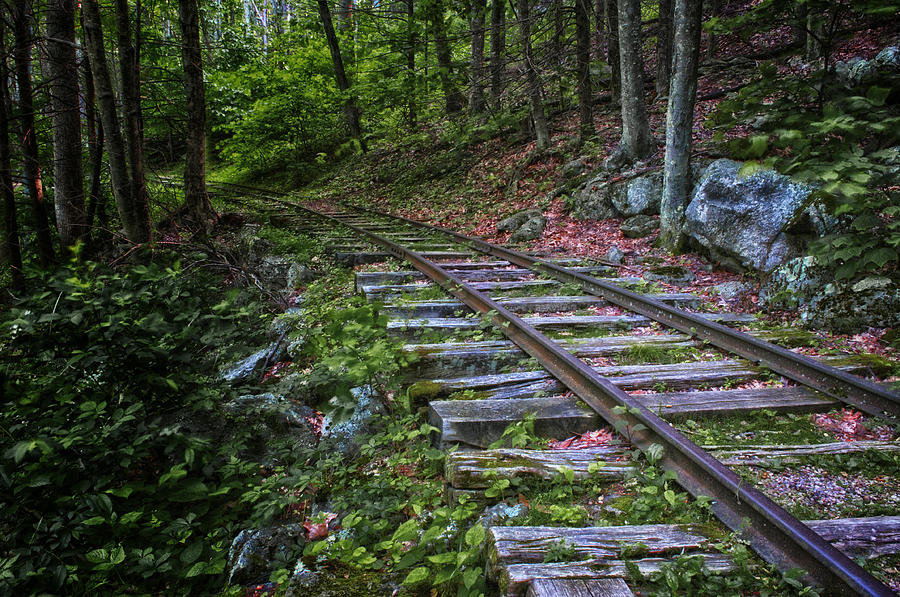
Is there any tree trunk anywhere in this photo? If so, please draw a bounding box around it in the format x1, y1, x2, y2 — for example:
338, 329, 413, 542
80, 19, 105, 233
551, 0, 564, 106
468, 0, 487, 114
406, 0, 416, 125
517, 0, 549, 151
655, 0, 672, 98
82, 0, 150, 243
430, 0, 463, 114
793, 2, 807, 48
604, 0, 620, 106
13, 0, 55, 266
659, 0, 702, 251
806, 9, 825, 61
317, 0, 367, 151
46, 0, 85, 250
615, 0, 653, 162
592, 0, 603, 60
575, 0, 593, 142
0, 23, 24, 289
179, 0, 215, 227
489, 0, 505, 109
114, 0, 151, 241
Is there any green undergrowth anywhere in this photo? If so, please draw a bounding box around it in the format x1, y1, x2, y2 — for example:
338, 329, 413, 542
0, 253, 272, 594
628, 544, 822, 597
677, 411, 833, 447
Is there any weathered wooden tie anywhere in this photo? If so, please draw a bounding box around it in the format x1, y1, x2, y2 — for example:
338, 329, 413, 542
388, 312, 755, 340
418, 353, 868, 397
383, 294, 701, 318
360, 278, 645, 298
357, 266, 617, 286
527, 578, 634, 597
489, 517, 900, 596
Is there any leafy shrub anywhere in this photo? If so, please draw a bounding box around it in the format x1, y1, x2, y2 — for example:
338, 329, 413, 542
709, 36, 900, 281
0, 257, 267, 594
301, 298, 415, 420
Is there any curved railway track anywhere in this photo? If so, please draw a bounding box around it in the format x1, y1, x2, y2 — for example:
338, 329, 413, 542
201, 180, 900, 596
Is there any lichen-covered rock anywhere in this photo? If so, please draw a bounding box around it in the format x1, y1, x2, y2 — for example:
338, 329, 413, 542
479, 503, 528, 528
268, 306, 304, 340
287, 263, 317, 288
804, 278, 900, 333
620, 214, 658, 238
713, 281, 752, 300
234, 223, 270, 262
569, 174, 619, 220
509, 215, 547, 243
762, 258, 900, 332
835, 46, 900, 88
321, 385, 386, 456
497, 209, 541, 233
684, 159, 816, 272
221, 342, 285, 382
605, 246, 625, 265
284, 560, 319, 597
643, 265, 696, 286
875, 46, 900, 69
610, 170, 663, 217
761, 256, 829, 310
227, 524, 306, 586
562, 157, 588, 178
224, 393, 319, 451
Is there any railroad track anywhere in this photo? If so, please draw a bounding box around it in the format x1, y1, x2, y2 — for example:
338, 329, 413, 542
205, 181, 900, 596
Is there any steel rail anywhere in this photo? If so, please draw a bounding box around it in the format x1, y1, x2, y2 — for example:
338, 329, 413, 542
344, 204, 900, 420
291, 202, 893, 596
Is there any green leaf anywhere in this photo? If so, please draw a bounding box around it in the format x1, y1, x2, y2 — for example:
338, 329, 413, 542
866, 86, 891, 107
392, 519, 419, 543
427, 552, 457, 564
180, 541, 204, 564
744, 135, 768, 159
170, 479, 208, 502
664, 489, 677, 507
835, 262, 858, 281
85, 548, 108, 564
644, 443, 664, 464
402, 566, 430, 586
465, 523, 485, 547
863, 247, 897, 269
184, 561, 207, 578
462, 567, 482, 589
110, 546, 125, 565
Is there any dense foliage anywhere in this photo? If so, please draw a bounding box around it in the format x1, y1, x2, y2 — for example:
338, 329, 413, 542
708, 0, 900, 280
0, 257, 268, 593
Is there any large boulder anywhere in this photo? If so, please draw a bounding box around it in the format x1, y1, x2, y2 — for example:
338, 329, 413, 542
509, 215, 547, 243
803, 276, 900, 333
497, 209, 541, 233
610, 170, 663, 217
684, 159, 817, 272
227, 524, 306, 586
762, 257, 900, 333
835, 45, 900, 88
620, 214, 658, 238
568, 173, 620, 220
321, 385, 386, 456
